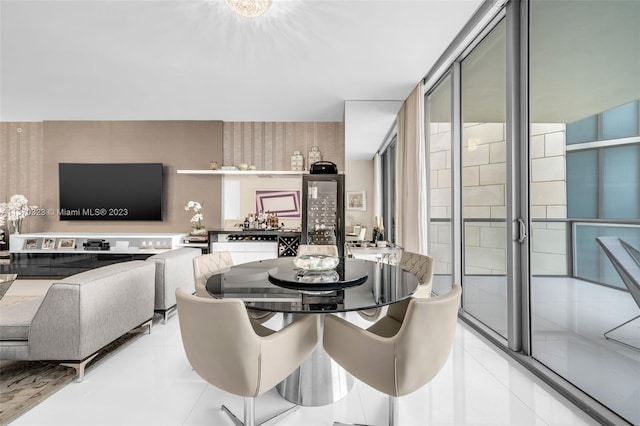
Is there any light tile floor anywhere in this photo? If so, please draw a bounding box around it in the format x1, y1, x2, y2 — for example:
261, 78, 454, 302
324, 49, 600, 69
9, 304, 598, 426
434, 276, 640, 425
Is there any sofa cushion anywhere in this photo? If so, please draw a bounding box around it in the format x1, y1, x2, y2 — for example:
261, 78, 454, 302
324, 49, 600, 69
0, 296, 44, 340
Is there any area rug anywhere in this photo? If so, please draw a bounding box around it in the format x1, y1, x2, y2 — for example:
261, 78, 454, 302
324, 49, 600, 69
0, 315, 160, 425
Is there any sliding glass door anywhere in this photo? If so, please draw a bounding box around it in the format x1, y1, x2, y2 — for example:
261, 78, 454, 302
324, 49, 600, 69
381, 138, 397, 244
529, 1, 640, 424
422, 0, 639, 422
426, 74, 453, 296
460, 19, 508, 339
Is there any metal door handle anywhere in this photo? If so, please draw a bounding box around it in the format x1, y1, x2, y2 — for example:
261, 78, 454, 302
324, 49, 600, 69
517, 218, 527, 244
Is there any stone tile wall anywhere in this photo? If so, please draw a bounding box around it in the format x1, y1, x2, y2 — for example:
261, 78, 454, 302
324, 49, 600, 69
429, 121, 568, 276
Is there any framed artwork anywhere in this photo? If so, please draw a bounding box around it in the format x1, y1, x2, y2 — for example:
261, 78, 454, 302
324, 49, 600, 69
346, 190, 366, 211
58, 238, 76, 249
42, 238, 56, 250
255, 190, 302, 218
24, 239, 38, 250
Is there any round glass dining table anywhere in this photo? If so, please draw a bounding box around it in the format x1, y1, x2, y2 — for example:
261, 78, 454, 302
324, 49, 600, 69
206, 257, 419, 406
205, 257, 418, 313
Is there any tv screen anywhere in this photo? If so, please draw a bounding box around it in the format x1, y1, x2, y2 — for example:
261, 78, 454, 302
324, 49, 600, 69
59, 163, 163, 221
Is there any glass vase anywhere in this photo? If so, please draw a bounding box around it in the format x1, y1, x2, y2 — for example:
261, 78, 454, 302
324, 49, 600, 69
8, 218, 23, 234
190, 227, 207, 236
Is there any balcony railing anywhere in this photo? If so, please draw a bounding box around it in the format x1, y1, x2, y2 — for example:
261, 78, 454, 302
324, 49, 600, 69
430, 217, 640, 290
533, 218, 640, 290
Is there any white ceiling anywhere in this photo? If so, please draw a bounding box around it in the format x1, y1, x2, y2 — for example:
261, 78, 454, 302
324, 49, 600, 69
344, 100, 402, 160
0, 0, 483, 158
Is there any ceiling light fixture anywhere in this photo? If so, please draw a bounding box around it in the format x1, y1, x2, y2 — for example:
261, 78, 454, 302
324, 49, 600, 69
225, 0, 272, 18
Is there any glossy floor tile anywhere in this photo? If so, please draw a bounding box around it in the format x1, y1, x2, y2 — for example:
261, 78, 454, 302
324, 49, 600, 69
531, 277, 640, 425
11, 310, 598, 426
435, 275, 640, 425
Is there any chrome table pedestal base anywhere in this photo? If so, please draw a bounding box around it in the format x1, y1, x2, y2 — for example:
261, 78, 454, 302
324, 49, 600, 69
221, 397, 299, 426
333, 395, 399, 426
276, 313, 354, 406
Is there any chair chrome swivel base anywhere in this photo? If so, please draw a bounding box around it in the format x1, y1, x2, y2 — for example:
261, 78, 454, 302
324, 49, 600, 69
334, 395, 399, 426
221, 397, 299, 426
158, 306, 176, 324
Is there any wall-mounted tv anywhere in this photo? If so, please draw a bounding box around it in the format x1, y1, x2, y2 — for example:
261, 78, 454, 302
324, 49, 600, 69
59, 163, 163, 221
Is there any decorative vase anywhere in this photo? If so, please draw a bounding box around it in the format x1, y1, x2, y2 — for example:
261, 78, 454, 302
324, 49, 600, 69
8, 218, 23, 234
190, 227, 207, 236
308, 146, 322, 166
291, 151, 304, 171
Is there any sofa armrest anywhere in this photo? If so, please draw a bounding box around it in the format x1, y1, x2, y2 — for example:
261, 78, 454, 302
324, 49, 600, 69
28, 261, 155, 361
146, 248, 200, 311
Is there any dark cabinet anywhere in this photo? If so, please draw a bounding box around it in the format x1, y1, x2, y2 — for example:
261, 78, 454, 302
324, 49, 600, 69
301, 174, 345, 257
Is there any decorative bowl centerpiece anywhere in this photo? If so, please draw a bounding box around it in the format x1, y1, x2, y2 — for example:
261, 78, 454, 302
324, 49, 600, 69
295, 269, 340, 284
293, 254, 339, 272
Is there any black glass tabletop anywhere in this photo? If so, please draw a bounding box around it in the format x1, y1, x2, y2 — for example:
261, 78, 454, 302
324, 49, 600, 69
205, 257, 418, 313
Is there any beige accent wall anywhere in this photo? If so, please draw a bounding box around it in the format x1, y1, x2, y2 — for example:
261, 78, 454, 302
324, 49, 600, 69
0, 122, 44, 234
223, 122, 345, 172
34, 121, 223, 233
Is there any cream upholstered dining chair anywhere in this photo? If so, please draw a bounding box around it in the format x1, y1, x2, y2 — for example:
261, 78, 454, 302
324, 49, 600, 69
397, 251, 434, 298
357, 252, 434, 322
176, 288, 320, 426
296, 244, 339, 257
192, 252, 274, 324
324, 284, 461, 426
193, 251, 234, 298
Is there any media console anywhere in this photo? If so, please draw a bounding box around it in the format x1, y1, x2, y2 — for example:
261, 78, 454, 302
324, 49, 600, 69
4, 233, 190, 277
9, 233, 186, 255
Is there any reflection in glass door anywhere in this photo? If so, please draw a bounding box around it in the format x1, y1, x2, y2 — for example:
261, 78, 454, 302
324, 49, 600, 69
426, 74, 453, 296
529, 1, 640, 423
461, 20, 508, 338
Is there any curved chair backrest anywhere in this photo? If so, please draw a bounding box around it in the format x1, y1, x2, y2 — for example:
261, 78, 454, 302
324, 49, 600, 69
358, 252, 433, 323
192, 252, 234, 298
297, 244, 339, 257
398, 251, 434, 297
394, 284, 461, 396
176, 288, 263, 397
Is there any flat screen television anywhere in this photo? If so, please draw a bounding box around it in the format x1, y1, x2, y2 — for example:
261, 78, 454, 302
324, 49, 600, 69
59, 163, 163, 221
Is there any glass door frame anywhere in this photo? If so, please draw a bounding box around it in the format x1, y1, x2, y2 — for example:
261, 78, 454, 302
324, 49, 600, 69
451, 6, 524, 349
423, 1, 634, 423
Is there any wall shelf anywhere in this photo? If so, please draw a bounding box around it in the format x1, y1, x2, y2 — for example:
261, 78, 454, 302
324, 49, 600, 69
177, 169, 306, 177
